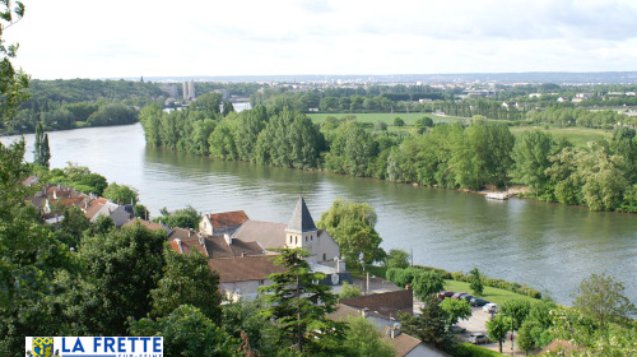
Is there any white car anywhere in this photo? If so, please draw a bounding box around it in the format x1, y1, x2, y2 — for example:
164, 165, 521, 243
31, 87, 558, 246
482, 303, 498, 313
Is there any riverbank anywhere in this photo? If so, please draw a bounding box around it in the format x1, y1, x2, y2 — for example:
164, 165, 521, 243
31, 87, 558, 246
4, 122, 637, 305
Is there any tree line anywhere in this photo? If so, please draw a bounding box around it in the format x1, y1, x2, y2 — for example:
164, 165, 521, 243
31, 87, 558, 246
141, 99, 637, 212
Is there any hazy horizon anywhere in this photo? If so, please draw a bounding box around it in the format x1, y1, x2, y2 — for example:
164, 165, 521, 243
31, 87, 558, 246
6, 0, 637, 80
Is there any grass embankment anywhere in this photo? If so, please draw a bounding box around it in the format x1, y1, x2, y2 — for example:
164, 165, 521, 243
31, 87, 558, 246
351, 266, 538, 306
443, 280, 537, 306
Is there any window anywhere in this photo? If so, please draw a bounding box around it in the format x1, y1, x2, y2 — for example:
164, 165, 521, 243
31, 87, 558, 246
295, 236, 298, 244
259, 280, 265, 285
305, 236, 308, 242
323, 253, 326, 261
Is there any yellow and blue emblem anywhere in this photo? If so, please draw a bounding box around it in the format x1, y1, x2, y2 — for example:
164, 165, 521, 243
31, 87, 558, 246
30, 337, 54, 357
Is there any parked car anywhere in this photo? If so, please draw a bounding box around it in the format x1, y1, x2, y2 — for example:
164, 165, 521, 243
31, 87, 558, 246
468, 333, 490, 344
461, 294, 474, 302
470, 298, 489, 307
438, 291, 455, 299
450, 325, 466, 334
483, 303, 498, 313
452, 292, 468, 299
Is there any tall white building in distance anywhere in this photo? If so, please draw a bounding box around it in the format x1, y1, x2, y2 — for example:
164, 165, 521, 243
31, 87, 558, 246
183, 80, 196, 101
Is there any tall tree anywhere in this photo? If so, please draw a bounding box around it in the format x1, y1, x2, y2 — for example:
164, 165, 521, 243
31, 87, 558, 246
0, 0, 29, 121
468, 267, 484, 296
33, 121, 50, 167
487, 314, 512, 353
65, 224, 166, 334
149, 249, 222, 323
573, 273, 636, 327
317, 199, 385, 267
400, 295, 451, 348
412, 271, 444, 300
259, 248, 346, 354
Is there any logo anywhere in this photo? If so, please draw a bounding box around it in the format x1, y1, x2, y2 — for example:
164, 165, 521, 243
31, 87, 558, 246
26, 337, 163, 357
28, 337, 55, 357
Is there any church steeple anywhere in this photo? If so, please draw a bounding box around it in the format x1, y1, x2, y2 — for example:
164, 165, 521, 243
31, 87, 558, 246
287, 196, 317, 233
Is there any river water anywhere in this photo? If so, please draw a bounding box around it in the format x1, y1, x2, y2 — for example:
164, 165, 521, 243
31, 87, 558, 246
3, 123, 637, 304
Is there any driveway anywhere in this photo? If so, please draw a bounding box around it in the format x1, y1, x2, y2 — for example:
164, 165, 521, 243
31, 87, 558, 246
457, 307, 525, 356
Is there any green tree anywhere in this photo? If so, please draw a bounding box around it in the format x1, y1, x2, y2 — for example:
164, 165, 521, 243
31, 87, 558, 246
0, 0, 29, 121
343, 317, 395, 357
393, 117, 405, 127
149, 249, 222, 323
511, 130, 555, 195
468, 267, 484, 296
130, 305, 238, 357
339, 282, 362, 299
103, 182, 138, 205
259, 248, 346, 354
516, 319, 541, 355
573, 273, 637, 327
317, 199, 385, 267
412, 271, 444, 299
221, 100, 235, 116
487, 314, 512, 353
400, 295, 451, 348
440, 298, 471, 330
155, 205, 200, 229
500, 299, 531, 330
66, 224, 166, 334
385, 248, 410, 269
33, 121, 51, 167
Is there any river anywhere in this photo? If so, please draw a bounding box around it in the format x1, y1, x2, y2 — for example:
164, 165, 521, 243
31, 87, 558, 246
3, 123, 637, 305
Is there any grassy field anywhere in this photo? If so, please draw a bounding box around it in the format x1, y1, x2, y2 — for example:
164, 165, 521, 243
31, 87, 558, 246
307, 112, 470, 125
509, 126, 612, 147
444, 280, 538, 306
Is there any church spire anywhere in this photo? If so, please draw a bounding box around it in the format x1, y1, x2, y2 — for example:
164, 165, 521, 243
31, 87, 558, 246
287, 196, 316, 232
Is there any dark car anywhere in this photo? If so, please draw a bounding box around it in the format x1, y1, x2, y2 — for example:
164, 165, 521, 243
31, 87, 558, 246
470, 298, 489, 307
452, 292, 468, 299
461, 294, 474, 302
438, 291, 455, 299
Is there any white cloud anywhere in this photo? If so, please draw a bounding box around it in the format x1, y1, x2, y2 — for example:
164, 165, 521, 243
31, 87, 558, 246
5, 0, 637, 79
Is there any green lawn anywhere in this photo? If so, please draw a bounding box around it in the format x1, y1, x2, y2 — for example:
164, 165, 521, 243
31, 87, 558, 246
455, 342, 504, 357
307, 112, 470, 125
510, 126, 612, 147
444, 280, 538, 306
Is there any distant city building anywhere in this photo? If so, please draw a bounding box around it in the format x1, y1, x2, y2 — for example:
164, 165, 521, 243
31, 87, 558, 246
183, 80, 196, 101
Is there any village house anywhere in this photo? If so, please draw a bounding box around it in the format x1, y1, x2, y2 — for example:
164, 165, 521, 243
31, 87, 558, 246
329, 289, 448, 357
165, 197, 349, 300
29, 184, 133, 226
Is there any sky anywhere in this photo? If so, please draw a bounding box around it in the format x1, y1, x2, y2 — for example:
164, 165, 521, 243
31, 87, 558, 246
5, 0, 637, 79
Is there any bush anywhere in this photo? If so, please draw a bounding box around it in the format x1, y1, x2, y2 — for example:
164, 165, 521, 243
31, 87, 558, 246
393, 117, 405, 127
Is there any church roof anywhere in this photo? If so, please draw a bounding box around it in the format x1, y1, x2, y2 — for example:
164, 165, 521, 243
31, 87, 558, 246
287, 196, 317, 232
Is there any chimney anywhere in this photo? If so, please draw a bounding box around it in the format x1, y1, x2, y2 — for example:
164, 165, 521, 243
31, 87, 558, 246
198, 235, 205, 246
188, 230, 192, 238
175, 239, 183, 254
241, 251, 245, 258
224, 233, 232, 246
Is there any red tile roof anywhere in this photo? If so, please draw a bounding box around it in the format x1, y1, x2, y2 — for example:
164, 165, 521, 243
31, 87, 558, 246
206, 210, 249, 229
208, 256, 286, 283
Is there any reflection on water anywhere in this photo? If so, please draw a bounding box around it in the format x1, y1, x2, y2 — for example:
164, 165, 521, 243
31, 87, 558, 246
3, 123, 637, 304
